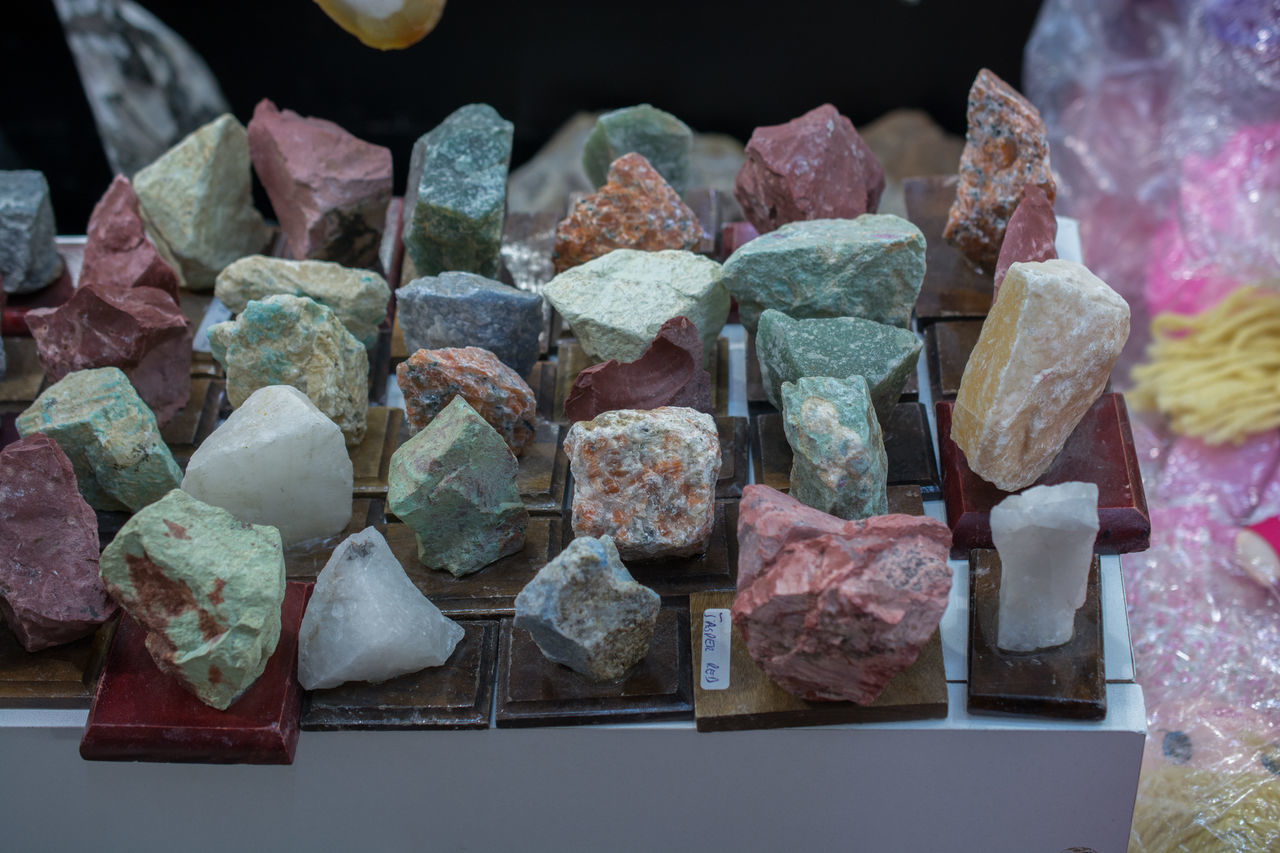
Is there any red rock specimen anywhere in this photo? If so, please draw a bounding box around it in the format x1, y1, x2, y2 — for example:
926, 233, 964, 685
565, 316, 712, 422
78, 175, 180, 302
732, 485, 952, 704
944, 69, 1056, 271
733, 104, 885, 235
718, 220, 759, 261
396, 346, 537, 455
992, 183, 1058, 295
248, 98, 393, 268
553, 153, 703, 274
0, 433, 116, 651
26, 286, 192, 426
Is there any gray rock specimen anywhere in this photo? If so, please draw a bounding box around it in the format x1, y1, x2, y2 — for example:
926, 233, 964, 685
582, 104, 693, 195
0, 171, 63, 294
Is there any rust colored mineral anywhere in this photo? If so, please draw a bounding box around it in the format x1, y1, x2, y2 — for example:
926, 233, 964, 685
993, 183, 1057, 294
78, 175, 180, 301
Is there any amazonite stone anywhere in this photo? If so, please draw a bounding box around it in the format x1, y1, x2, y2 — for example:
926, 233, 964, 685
582, 105, 693, 194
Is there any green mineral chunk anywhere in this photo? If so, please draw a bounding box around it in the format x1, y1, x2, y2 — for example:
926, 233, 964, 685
756, 308, 922, 423
402, 104, 513, 279
722, 215, 926, 334
98, 489, 286, 710
387, 396, 528, 577
17, 367, 182, 512
582, 104, 693, 195
782, 375, 888, 520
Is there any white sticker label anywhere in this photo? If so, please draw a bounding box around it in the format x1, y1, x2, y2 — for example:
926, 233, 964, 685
191, 298, 232, 353
699, 608, 731, 690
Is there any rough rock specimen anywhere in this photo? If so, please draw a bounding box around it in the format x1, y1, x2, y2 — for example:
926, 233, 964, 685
944, 68, 1056, 271
952, 259, 1130, 491
387, 396, 528, 576
77, 174, 180, 300
26, 285, 192, 425
98, 489, 286, 710
182, 385, 354, 547
565, 316, 712, 422
17, 367, 183, 512
565, 407, 720, 560
0, 170, 62, 294
553, 152, 702, 273
208, 294, 369, 446
993, 183, 1057, 294
544, 249, 729, 366
133, 113, 270, 290
514, 535, 661, 682
0, 434, 115, 652
732, 485, 953, 703
396, 272, 543, 377
782, 375, 888, 521
722, 215, 926, 334
402, 103, 512, 279
214, 255, 390, 348
734, 104, 885, 234
312, 0, 447, 50
248, 99, 392, 268
582, 104, 693, 194
298, 526, 465, 690
755, 309, 922, 424
396, 346, 537, 455
992, 482, 1100, 652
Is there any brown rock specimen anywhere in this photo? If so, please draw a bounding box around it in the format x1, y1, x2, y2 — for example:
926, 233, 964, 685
993, 184, 1057, 294
78, 175, 180, 302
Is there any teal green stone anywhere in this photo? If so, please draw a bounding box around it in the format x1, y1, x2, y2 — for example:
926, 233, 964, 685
403, 104, 513, 279
387, 396, 528, 577
782, 375, 888, 521
722, 215, 926, 334
98, 489, 285, 710
582, 105, 693, 194
16, 367, 182, 512
755, 309, 922, 424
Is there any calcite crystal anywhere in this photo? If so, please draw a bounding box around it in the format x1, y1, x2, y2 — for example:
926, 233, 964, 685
98, 489, 286, 710
182, 386, 354, 547
952, 259, 1130, 492
0, 434, 115, 652
17, 367, 183, 512
78, 175, 180, 301
553, 153, 702, 273
732, 485, 953, 704
396, 346, 537, 455
248, 99, 392, 267
993, 183, 1057, 294
298, 527, 465, 690
387, 396, 528, 576
582, 104, 693, 194
133, 114, 270, 290
313, 0, 447, 50
0, 170, 62, 294
722, 215, 926, 334
944, 68, 1056, 271
209, 294, 369, 446
514, 535, 661, 682
402, 103, 512, 279
565, 407, 720, 560
734, 104, 885, 234
992, 482, 1099, 652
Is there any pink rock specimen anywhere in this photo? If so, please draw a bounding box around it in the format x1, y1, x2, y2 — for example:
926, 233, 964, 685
733, 104, 885, 235
0, 433, 116, 651
565, 316, 712, 422
26, 286, 192, 426
78, 175, 180, 302
732, 485, 952, 704
248, 98, 393, 268
993, 184, 1057, 294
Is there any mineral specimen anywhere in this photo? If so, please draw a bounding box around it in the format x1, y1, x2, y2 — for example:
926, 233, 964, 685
0, 434, 115, 652
565, 407, 720, 560
581, 104, 693, 194
733, 485, 952, 703
208, 294, 369, 446
313, 0, 447, 50
514, 535, 660, 682
734, 104, 885, 234
944, 68, 1056, 271
993, 183, 1057, 294
991, 482, 1099, 652
721, 215, 926, 334
182, 385, 354, 547
98, 488, 286, 710
297, 526, 464, 690
951, 259, 1130, 492
0, 170, 62, 294
77, 175, 180, 301
16, 367, 183, 512
387, 396, 528, 576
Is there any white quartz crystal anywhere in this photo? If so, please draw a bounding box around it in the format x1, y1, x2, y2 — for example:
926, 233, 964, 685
297, 526, 464, 690
992, 481, 1099, 652
181, 384, 353, 546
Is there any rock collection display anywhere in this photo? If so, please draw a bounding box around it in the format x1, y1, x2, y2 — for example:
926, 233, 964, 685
77, 175, 179, 300
0, 170, 62, 294
582, 104, 693, 194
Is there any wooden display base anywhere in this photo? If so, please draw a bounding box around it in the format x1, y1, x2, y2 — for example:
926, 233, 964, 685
284, 499, 386, 579
516, 420, 569, 516
0, 618, 117, 709
967, 550, 1106, 720
351, 406, 403, 498
161, 377, 224, 469
0, 337, 45, 404
389, 311, 408, 368
178, 292, 225, 379
716, 415, 749, 500
924, 319, 983, 402
0, 264, 74, 336
903, 176, 994, 326
367, 326, 393, 405
526, 360, 558, 420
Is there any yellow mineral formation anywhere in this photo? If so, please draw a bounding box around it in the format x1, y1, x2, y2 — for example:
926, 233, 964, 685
313, 0, 447, 50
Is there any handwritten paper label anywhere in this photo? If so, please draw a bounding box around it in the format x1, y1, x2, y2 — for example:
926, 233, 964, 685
700, 608, 731, 690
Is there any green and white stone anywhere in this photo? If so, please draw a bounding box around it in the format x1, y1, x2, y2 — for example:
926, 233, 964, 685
582, 104, 693, 195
